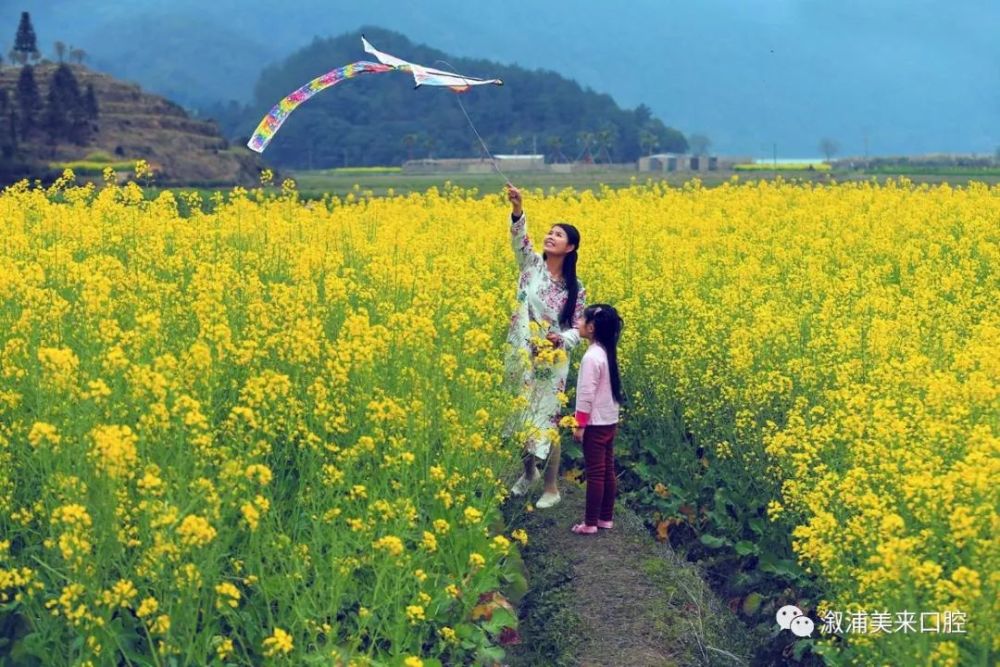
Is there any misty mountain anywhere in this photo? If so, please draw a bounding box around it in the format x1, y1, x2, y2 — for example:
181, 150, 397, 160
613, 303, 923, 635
7, 0, 998, 157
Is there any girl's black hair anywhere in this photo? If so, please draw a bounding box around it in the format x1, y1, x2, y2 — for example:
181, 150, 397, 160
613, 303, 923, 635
584, 303, 625, 404
542, 222, 581, 328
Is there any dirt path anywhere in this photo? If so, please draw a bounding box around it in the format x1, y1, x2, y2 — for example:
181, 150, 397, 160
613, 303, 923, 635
503, 482, 755, 667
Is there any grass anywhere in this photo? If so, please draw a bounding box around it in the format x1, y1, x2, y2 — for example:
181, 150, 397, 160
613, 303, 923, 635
502, 480, 757, 666
61, 164, 999, 212
863, 165, 1000, 176
284, 166, 999, 198
49, 159, 136, 175
734, 162, 832, 172
286, 167, 670, 197
329, 166, 402, 175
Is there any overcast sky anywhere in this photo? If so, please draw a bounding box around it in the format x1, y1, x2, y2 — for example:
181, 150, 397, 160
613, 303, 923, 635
10, 0, 999, 157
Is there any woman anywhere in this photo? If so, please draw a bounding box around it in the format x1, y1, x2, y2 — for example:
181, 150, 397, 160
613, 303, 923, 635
504, 184, 586, 508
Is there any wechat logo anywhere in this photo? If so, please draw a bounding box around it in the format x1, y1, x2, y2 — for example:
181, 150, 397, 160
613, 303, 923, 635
776, 605, 815, 638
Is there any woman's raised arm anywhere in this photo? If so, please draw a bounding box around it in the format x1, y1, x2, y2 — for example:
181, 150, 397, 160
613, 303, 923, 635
507, 184, 539, 270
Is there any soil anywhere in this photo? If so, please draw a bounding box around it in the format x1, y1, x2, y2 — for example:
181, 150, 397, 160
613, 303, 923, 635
503, 481, 756, 667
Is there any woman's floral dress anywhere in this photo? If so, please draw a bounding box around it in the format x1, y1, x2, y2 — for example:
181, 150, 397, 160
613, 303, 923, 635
504, 213, 586, 460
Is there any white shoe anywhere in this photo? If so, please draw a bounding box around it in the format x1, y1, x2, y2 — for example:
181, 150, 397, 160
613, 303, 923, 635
510, 471, 539, 496
535, 492, 561, 508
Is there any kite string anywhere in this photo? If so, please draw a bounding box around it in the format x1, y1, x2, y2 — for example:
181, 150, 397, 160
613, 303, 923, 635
434, 59, 513, 188
456, 94, 513, 185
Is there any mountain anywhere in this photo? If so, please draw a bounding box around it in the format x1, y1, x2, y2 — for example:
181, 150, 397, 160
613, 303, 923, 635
6, 1, 999, 157
221, 27, 685, 168
0, 63, 261, 185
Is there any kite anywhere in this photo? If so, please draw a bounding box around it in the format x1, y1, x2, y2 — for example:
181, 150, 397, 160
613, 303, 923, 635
247, 36, 503, 153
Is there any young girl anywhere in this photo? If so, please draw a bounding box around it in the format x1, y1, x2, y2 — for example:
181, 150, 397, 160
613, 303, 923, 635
571, 304, 625, 534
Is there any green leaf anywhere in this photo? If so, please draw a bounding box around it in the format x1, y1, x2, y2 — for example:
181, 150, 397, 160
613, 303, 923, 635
699, 533, 729, 548
502, 570, 528, 605
758, 552, 803, 578
477, 645, 506, 663
741, 592, 763, 615
792, 638, 814, 660
455, 622, 477, 640
482, 607, 517, 636
714, 487, 733, 508
748, 517, 765, 535
734, 540, 759, 556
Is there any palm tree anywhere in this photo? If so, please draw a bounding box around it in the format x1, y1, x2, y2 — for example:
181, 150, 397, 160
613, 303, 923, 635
545, 135, 567, 163
401, 133, 418, 161
576, 131, 594, 163
639, 129, 658, 156
507, 134, 524, 155
595, 126, 616, 164
470, 139, 486, 159
422, 134, 435, 159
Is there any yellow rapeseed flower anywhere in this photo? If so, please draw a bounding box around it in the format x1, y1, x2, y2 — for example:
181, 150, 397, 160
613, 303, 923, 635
262, 627, 294, 657
176, 515, 216, 547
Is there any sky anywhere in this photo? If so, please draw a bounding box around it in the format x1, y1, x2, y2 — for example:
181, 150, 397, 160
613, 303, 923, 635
7, 0, 999, 158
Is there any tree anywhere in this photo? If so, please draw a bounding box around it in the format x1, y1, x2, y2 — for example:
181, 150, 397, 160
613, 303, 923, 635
819, 138, 839, 161
470, 138, 486, 159
648, 120, 688, 154
639, 128, 658, 156
83, 84, 99, 120
43, 64, 91, 146
506, 134, 524, 155
54, 41, 67, 63
545, 135, 567, 163
576, 131, 594, 163
595, 126, 618, 164
688, 133, 711, 155
16, 65, 41, 139
422, 134, 435, 159
69, 48, 86, 65
401, 133, 418, 161
0, 88, 14, 159
13, 12, 40, 64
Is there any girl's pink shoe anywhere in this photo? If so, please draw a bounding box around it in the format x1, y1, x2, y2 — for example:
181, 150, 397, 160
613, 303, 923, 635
597, 520, 613, 529
571, 522, 598, 535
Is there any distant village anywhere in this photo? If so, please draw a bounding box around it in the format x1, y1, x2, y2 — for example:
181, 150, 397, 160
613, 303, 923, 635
401, 152, 995, 175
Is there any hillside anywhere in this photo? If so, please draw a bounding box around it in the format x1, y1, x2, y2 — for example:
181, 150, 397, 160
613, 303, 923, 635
219, 27, 687, 169
16, 1, 999, 157
0, 63, 262, 185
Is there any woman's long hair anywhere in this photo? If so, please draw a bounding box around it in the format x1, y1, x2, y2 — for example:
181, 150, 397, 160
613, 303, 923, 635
542, 222, 580, 328
585, 303, 625, 404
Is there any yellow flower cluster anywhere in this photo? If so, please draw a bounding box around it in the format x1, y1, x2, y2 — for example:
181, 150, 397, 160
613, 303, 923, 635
214, 582, 241, 610
262, 627, 294, 657
3, 174, 991, 664
89, 424, 138, 480
571, 178, 997, 663
372, 535, 405, 558
176, 515, 216, 548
